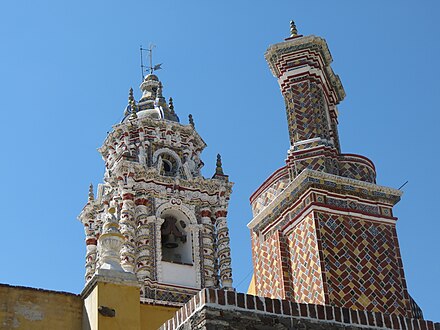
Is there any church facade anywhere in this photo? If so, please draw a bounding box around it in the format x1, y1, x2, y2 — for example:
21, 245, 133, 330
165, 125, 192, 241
0, 22, 437, 330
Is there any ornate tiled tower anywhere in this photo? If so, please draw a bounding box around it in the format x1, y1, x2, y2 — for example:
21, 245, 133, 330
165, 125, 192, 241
248, 22, 420, 318
79, 73, 233, 306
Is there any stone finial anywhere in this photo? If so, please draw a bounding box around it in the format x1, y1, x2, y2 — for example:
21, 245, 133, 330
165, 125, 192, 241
215, 154, 224, 175
169, 97, 175, 114
124, 87, 135, 116
290, 20, 298, 37
88, 183, 94, 202
97, 204, 125, 272
189, 114, 195, 128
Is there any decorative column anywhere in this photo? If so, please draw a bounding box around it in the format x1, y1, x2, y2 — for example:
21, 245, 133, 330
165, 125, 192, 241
215, 208, 233, 289
80, 184, 98, 281
84, 228, 98, 281
155, 217, 165, 282
188, 223, 203, 289
120, 185, 136, 273
200, 208, 216, 287
135, 204, 154, 281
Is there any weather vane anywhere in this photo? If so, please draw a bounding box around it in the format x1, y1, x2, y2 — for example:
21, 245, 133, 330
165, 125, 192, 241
140, 44, 162, 80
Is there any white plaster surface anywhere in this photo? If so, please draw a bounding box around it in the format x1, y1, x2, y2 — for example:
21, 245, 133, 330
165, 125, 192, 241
161, 261, 198, 288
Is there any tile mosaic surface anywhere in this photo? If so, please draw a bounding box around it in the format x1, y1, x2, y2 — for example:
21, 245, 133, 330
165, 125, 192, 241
252, 231, 285, 299
316, 211, 411, 317
287, 214, 325, 304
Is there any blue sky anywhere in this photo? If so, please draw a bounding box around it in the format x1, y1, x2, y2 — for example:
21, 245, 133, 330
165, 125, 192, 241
0, 0, 439, 321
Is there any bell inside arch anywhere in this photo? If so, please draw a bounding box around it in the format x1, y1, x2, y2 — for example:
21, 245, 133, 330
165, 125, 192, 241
164, 233, 179, 249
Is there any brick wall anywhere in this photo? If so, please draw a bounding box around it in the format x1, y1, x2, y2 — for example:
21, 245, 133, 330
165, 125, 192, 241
160, 288, 439, 330
252, 230, 285, 298
315, 211, 411, 317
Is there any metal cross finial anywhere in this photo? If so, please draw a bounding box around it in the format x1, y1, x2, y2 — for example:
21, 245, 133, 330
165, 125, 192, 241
140, 44, 163, 79
290, 20, 298, 37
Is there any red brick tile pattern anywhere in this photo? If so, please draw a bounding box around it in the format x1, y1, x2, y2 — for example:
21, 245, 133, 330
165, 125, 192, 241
316, 211, 412, 317
287, 214, 325, 304
253, 231, 285, 299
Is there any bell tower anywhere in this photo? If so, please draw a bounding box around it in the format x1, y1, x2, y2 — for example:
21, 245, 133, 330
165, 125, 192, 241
248, 22, 420, 318
79, 72, 234, 306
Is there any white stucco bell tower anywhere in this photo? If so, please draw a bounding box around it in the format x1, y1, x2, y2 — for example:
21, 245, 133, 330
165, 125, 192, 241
78, 72, 234, 306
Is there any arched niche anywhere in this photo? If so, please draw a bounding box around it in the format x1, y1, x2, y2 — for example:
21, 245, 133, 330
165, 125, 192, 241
160, 208, 192, 265
153, 148, 182, 177
155, 201, 200, 288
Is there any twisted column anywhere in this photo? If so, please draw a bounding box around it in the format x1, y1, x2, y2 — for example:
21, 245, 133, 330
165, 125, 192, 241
84, 220, 97, 281
155, 217, 165, 282
120, 190, 136, 273
80, 185, 98, 281
215, 209, 233, 289
200, 208, 216, 287
135, 204, 155, 281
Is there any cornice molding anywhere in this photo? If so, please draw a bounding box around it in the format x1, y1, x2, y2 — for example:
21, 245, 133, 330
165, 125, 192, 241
248, 169, 402, 230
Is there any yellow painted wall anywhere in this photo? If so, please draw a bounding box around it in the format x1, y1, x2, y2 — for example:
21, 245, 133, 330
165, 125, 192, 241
83, 280, 178, 330
99, 282, 140, 330
1, 282, 179, 330
83, 281, 141, 330
83, 283, 98, 330
0, 284, 82, 330
247, 274, 256, 295
140, 303, 178, 330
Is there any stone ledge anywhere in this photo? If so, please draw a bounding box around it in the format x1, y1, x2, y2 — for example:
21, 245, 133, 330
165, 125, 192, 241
160, 289, 439, 330
80, 269, 140, 299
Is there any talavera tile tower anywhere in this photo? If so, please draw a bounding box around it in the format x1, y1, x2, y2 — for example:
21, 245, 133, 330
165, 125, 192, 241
248, 22, 422, 319
78, 72, 234, 307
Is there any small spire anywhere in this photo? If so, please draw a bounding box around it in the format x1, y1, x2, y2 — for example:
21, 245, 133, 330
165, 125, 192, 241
169, 97, 175, 114
290, 20, 298, 37
156, 82, 163, 98
88, 183, 94, 202
215, 154, 224, 175
124, 87, 135, 116
129, 99, 137, 119
188, 114, 195, 127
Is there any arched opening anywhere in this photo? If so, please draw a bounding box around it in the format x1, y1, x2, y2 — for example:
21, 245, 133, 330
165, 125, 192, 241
153, 148, 182, 178
162, 160, 172, 173
161, 215, 192, 265
159, 153, 179, 177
